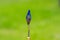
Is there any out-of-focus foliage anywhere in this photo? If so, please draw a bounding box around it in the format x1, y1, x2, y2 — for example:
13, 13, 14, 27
0, 0, 60, 40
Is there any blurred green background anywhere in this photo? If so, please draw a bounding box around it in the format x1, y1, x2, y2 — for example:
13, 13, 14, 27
0, 0, 60, 40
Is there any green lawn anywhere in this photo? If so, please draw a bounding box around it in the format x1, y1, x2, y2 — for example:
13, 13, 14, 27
0, 0, 60, 40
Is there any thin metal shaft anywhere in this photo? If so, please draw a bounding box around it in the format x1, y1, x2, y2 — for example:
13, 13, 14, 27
28, 25, 30, 37
27, 25, 30, 40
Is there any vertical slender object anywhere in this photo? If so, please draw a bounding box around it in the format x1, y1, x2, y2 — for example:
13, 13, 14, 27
27, 25, 30, 40
26, 10, 31, 40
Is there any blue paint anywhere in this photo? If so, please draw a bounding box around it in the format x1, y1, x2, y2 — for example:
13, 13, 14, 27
26, 10, 31, 20
26, 10, 31, 25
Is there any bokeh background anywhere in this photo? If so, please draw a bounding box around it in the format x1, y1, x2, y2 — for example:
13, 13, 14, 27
0, 0, 60, 40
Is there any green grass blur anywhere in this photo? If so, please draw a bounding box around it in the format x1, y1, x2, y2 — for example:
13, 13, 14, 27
0, 0, 60, 40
